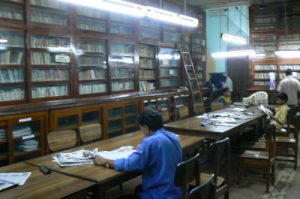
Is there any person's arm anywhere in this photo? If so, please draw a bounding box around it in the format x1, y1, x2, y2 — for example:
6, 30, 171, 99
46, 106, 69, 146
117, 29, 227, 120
94, 156, 115, 169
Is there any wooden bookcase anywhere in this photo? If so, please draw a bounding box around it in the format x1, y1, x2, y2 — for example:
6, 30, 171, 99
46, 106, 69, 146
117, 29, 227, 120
249, 0, 300, 90
0, 0, 206, 105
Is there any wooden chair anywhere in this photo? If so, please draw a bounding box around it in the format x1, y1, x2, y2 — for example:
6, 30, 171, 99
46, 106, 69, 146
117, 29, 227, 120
175, 153, 200, 199
201, 137, 230, 199
188, 174, 216, 199
276, 113, 300, 169
47, 130, 77, 152
238, 124, 276, 193
178, 105, 190, 119
79, 123, 102, 143
210, 102, 224, 112
193, 102, 205, 115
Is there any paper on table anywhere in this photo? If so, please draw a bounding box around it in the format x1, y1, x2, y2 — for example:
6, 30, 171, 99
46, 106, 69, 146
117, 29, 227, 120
258, 105, 273, 117
0, 172, 31, 191
96, 146, 136, 161
52, 149, 95, 167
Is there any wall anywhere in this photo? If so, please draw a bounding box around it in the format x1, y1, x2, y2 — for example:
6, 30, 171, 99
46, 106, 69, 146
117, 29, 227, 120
206, 5, 249, 77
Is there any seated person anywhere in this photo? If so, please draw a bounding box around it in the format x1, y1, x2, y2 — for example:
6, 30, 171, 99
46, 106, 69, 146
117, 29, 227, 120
271, 92, 289, 131
217, 87, 232, 106
94, 107, 182, 199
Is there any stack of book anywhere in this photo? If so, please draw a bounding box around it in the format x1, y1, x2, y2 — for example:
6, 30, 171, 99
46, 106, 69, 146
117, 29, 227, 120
13, 126, 32, 138
17, 139, 39, 152
0, 128, 6, 141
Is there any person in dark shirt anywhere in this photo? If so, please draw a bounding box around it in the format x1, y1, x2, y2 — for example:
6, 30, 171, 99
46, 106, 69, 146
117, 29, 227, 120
94, 107, 182, 199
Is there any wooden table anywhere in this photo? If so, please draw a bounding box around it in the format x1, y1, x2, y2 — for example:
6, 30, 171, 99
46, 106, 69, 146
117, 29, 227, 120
0, 162, 95, 199
26, 131, 204, 198
164, 106, 265, 140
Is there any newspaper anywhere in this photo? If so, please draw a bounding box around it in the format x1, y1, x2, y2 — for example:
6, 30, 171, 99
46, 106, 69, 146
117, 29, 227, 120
95, 146, 136, 161
258, 104, 273, 117
0, 172, 31, 191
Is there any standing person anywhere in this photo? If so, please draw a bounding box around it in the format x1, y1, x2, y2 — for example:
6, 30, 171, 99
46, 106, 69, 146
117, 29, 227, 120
222, 74, 233, 92
94, 107, 182, 199
277, 69, 300, 106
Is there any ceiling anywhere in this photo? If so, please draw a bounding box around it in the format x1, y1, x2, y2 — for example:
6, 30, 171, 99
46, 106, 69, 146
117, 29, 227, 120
186, 0, 286, 9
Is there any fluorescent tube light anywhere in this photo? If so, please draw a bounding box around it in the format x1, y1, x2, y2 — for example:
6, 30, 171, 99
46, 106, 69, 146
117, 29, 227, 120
221, 33, 247, 45
275, 50, 300, 58
0, 39, 8, 43
60, 0, 198, 27
212, 49, 255, 58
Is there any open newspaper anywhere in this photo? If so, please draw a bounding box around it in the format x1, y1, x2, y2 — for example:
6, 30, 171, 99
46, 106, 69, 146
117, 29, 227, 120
258, 104, 273, 117
0, 172, 31, 191
53, 146, 136, 167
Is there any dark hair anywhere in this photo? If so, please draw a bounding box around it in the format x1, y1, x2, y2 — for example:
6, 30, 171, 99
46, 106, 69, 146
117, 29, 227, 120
221, 87, 230, 93
276, 92, 288, 102
286, 69, 292, 76
137, 107, 163, 131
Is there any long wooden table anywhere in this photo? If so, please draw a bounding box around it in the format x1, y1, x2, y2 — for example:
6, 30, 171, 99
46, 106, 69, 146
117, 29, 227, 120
164, 106, 265, 140
25, 131, 205, 198
0, 162, 95, 199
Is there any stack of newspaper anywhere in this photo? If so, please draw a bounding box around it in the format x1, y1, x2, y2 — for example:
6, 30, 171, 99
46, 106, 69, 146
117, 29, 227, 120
53, 146, 136, 167
0, 172, 31, 191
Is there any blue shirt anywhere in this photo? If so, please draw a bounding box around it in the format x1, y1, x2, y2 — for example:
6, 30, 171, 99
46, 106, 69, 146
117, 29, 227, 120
115, 128, 182, 199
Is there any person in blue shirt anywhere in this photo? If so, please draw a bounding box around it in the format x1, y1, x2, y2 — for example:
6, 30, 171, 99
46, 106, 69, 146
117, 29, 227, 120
94, 107, 182, 199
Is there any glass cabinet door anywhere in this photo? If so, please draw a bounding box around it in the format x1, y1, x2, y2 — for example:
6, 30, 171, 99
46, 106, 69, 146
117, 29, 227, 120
30, 34, 71, 99
158, 47, 180, 88
0, 30, 25, 102
77, 38, 107, 95
110, 41, 135, 92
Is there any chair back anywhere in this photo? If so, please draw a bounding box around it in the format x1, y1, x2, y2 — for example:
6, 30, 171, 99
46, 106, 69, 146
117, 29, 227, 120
211, 102, 224, 112
287, 106, 298, 130
175, 153, 200, 199
188, 174, 216, 199
207, 137, 230, 186
266, 124, 276, 159
243, 91, 268, 106
291, 113, 300, 143
79, 123, 102, 143
47, 130, 77, 152
193, 102, 205, 115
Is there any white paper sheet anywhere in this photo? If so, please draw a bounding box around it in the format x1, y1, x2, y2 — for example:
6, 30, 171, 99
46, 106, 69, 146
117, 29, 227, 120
0, 172, 31, 191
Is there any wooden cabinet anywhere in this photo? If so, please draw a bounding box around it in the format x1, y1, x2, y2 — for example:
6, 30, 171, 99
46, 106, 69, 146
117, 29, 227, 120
249, 1, 300, 90
103, 101, 140, 138
0, 111, 47, 165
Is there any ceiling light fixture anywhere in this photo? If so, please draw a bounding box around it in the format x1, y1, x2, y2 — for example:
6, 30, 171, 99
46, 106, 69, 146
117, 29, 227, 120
221, 33, 247, 45
212, 49, 255, 58
60, 0, 198, 27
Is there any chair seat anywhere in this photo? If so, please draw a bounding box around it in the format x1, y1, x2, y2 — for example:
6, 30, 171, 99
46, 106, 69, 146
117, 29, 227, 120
241, 141, 266, 150
201, 173, 225, 188
276, 136, 296, 143
240, 150, 269, 160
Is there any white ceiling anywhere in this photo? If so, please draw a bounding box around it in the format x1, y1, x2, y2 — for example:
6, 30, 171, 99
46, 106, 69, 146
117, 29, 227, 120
187, 0, 286, 9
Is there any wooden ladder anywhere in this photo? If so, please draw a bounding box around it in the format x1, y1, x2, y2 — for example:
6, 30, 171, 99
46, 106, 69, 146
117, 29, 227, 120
180, 47, 203, 106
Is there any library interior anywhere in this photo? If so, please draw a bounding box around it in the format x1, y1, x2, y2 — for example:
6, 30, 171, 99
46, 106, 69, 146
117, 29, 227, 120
1, 0, 300, 198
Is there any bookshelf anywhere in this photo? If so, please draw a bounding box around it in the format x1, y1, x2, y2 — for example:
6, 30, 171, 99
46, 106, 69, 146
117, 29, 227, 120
109, 41, 136, 92
138, 43, 157, 91
0, 0, 206, 105
77, 37, 108, 96
249, 0, 300, 90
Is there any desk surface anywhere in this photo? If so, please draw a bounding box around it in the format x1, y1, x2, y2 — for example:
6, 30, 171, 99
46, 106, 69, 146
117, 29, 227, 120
26, 132, 204, 186
164, 106, 265, 140
0, 162, 94, 199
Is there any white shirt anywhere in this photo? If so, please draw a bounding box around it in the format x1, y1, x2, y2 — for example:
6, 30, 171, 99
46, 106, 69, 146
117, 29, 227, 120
277, 75, 300, 105
223, 75, 233, 92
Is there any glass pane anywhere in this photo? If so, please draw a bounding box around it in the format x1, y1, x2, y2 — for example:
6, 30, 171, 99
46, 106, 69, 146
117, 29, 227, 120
0, 127, 7, 141
139, 44, 156, 57
110, 14, 133, 23
0, 68, 24, 83
31, 68, 69, 82
125, 127, 138, 134
58, 115, 78, 129
31, 35, 70, 48
12, 121, 40, 138
0, 31, 24, 48
160, 78, 178, 87
111, 68, 134, 79
140, 69, 155, 79
79, 83, 106, 94
160, 68, 178, 77
112, 81, 134, 91
30, 8, 68, 26
126, 115, 137, 125
109, 130, 123, 137
159, 48, 180, 67
79, 54, 107, 67
108, 108, 122, 118
110, 56, 134, 68
77, 7, 106, 19
0, 86, 24, 101
108, 119, 122, 130
31, 52, 70, 65
110, 23, 134, 36
125, 104, 138, 114
30, 0, 68, 10
0, 2, 24, 20
0, 49, 25, 65
32, 84, 68, 98
163, 32, 181, 43
82, 110, 99, 123
163, 1, 181, 13
77, 17, 106, 33
140, 18, 160, 29
140, 58, 155, 69
111, 42, 134, 55
140, 28, 160, 41
14, 138, 39, 153
79, 69, 106, 80
78, 40, 106, 54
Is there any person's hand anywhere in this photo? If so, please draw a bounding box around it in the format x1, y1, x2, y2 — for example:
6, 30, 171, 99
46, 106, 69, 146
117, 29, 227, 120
94, 155, 107, 166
